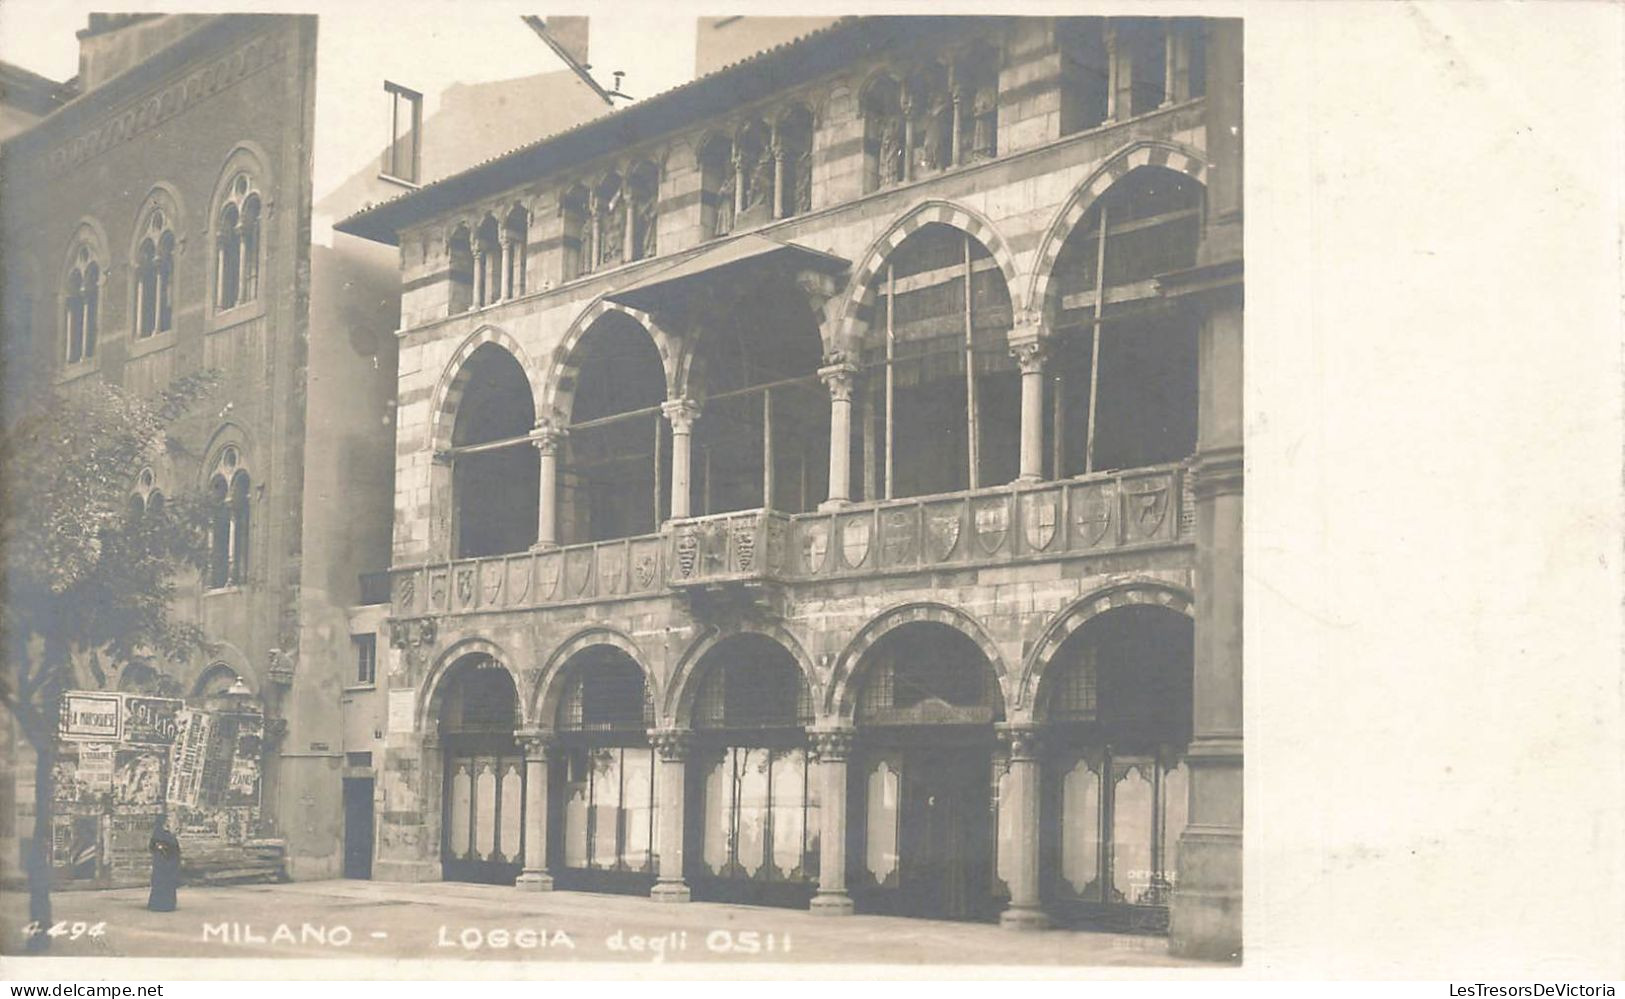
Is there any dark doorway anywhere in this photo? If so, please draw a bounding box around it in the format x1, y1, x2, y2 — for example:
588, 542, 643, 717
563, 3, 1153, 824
438, 655, 525, 885
342, 777, 374, 879
897, 744, 993, 920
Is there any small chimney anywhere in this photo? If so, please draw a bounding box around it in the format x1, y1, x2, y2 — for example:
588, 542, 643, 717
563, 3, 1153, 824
541, 16, 589, 68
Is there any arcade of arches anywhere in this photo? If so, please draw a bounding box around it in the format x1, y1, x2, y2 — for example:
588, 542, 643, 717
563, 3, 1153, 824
423, 604, 1195, 932
438, 165, 1202, 555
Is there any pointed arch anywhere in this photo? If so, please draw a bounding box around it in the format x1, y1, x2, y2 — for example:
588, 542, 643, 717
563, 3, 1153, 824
827, 601, 1010, 721
427, 325, 545, 452
664, 624, 821, 727
835, 199, 1023, 349
539, 297, 682, 425
1015, 578, 1195, 713
1024, 140, 1208, 327
418, 636, 527, 735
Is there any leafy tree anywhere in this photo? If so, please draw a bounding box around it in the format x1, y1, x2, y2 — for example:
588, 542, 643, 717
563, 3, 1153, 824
1, 374, 214, 951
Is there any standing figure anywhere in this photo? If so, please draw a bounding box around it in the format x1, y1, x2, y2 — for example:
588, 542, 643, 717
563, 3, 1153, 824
794, 150, 813, 215
715, 170, 736, 236
599, 190, 625, 267
636, 194, 658, 259
878, 115, 903, 184
147, 815, 180, 911
971, 87, 997, 160
747, 150, 774, 215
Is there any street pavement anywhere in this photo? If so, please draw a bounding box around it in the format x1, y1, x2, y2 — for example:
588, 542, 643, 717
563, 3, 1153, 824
0, 879, 1215, 970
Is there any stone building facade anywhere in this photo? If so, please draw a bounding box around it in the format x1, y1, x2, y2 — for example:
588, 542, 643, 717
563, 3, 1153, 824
339, 15, 1243, 958
0, 13, 611, 887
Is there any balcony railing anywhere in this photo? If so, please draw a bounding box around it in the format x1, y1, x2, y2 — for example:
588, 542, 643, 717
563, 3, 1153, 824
387, 463, 1192, 618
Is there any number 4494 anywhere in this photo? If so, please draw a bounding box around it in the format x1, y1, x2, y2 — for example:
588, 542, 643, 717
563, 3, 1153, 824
22, 921, 106, 939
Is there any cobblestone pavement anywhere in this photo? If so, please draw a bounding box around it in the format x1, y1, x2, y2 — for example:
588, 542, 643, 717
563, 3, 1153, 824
0, 879, 1215, 970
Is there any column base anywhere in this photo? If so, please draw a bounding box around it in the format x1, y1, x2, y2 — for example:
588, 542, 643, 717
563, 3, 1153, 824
1014, 473, 1043, 485
1169, 824, 1242, 963
370, 859, 441, 883
998, 905, 1051, 931
515, 871, 554, 892
808, 891, 854, 916
650, 880, 690, 903
817, 499, 852, 512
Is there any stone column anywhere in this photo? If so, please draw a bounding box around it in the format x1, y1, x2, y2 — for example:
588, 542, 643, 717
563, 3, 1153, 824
1010, 337, 1048, 482
515, 730, 554, 891
818, 355, 858, 507
950, 89, 965, 166
997, 724, 1048, 930
1163, 21, 1192, 107
1169, 18, 1243, 962
809, 727, 855, 915
529, 421, 565, 548
772, 140, 787, 220
499, 234, 514, 301
662, 400, 701, 520
1103, 22, 1121, 123
650, 729, 691, 902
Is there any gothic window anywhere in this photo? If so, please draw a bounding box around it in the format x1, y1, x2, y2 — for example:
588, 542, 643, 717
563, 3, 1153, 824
502, 204, 529, 299
775, 105, 815, 219
593, 172, 625, 270
216, 173, 262, 312
473, 215, 500, 308
698, 136, 735, 239
206, 445, 251, 589
129, 467, 167, 518
448, 342, 538, 557
860, 73, 905, 192
626, 160, 660, 262
955, 44, 1000, 163
63, 242, 101, 365
134, 206, 176, 338
447, 224, 474, 312
559, 183, 590, 280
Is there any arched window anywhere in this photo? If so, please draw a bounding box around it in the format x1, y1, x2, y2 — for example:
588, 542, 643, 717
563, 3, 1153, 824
63, 242, 101, 364
854, 222, 1018, 500
559, 184, 590, 281
473, 215, 500, 308
626, 161, 659, 262
698, 136, 735, 239
129, 467, 167, 518
554, 647, 657, 889
775, 105, 815, 219
447, 224, 474, 313
134, 206, 176, 338
447, 343, 538, 557
206, 445, 251, 589
861, 74, 905, 192
502, 205, 529, 299
1045, 167, 1201, 476
216, 173, 262, 312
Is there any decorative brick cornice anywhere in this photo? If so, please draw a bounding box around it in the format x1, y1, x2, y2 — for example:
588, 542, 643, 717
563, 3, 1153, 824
47, 30, 290, 175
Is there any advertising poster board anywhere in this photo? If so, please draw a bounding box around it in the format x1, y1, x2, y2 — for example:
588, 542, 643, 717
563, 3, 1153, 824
167, 708, 212, 807
113, 748, 169, 806
58, 692, 122, 742
122, 695, 183, 746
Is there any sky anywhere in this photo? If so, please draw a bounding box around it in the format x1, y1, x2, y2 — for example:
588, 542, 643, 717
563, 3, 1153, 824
0, 1, 699, 99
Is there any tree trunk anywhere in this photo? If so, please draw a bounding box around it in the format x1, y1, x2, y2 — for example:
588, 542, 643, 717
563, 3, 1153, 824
26, 736, 54, 952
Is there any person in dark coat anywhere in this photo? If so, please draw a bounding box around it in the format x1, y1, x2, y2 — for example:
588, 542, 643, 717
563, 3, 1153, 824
147, 815, 180, 911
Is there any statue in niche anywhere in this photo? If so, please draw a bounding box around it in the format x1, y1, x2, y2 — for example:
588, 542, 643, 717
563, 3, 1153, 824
917, 99, 950, 173
971, 86, 997, 159
745, 147, 774, 217
877, 114, 904, 184
599, 189, 625, 266
794, 149, 813, 214
714, 168, 736, 236
636, 191, 658, 259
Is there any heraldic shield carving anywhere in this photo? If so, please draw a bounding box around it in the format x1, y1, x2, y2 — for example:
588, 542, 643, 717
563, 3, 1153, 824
973, 497, 1009, 555
1022, 491, 1059, 551
536, 552, 561, 600
482, 561, 503, 606
926, 503, 962, 562
674, 525, 699, 580
429, 569, 448, 611
395, 573, 417, 615
565, 547, 594, 596
632, 543, 660, 590
507, 557, 531, 605
1125, 477, 1171, 541
802, 521, 829, 574
455, 566, 476, 609
600, 545, 626, 595
1071, 482, 1114, 547
841, 514, 871, 568
882, 509, 916, 566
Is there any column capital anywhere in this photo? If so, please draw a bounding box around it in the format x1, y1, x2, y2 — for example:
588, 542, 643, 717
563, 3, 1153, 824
661, 399, 703, 434
528, 420, 568, 454
1190, 444, 1244, 500
516, 728, 557, 758
1009, 339, 1048, 375
651, 728, 693, 762
810, 726, 856, 762
996, 722, 1042, 761
818, 355, 860, 402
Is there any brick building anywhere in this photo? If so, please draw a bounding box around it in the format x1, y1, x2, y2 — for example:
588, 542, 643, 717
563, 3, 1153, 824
0, 13, 610, 887
337, 15, 1243, 958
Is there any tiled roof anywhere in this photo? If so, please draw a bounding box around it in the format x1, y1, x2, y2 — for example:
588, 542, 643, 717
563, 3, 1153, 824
336, 15, 970, 244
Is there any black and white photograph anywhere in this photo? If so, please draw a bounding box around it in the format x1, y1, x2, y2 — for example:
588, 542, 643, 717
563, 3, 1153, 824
0, 0, 1620, 986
